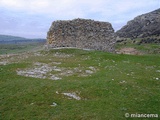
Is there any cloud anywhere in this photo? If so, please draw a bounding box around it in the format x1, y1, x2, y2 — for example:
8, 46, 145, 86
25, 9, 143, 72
0, 0, 159, 37
0, 0, 159, 19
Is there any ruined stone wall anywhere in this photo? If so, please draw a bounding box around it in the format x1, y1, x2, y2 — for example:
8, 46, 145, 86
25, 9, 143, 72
47, 18, 116, 52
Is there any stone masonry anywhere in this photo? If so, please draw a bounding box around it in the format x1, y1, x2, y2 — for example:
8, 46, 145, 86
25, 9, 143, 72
47, 18, 116, 52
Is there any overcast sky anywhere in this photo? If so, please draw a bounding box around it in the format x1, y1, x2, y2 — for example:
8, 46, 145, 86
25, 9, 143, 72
0, 0, 159, 38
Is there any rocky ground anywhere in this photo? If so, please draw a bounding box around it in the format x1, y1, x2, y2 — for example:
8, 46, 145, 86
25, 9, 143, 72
0, 50, 98, 81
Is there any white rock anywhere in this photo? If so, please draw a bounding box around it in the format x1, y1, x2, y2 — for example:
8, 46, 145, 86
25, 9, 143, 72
56, 91, 59, 94
120, 80, 126, 84
85, 70, 94, 74
156, 70, 160, 73
50, 75, 61, 80
50, 102, 57, 107
62, 92, 81, 100
53, 68, 62, 72
52, 62, 61, 65
30, 103, 34, 105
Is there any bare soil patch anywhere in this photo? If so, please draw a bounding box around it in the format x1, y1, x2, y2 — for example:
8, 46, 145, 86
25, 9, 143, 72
116, 47, 143, 55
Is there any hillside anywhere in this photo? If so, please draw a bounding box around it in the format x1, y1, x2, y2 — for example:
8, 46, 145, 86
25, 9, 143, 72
0, 34, 46, 54
0, 35, 27, 41
116, 8, 160, 38
115, 9, 160, 54
0, 34, 46, 44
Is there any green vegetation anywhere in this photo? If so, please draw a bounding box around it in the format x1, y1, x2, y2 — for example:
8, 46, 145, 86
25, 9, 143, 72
0, 43, 44, 54
0, 48, 160, 119
116, 38, 160, 54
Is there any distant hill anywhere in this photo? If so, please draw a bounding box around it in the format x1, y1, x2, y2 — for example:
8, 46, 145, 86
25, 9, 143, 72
116, 8, 160, 38
0, 35, 27, 41
0, 35, 46, 44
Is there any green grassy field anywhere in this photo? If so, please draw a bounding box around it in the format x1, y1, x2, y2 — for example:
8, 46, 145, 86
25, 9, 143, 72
0, 48, 160, 119
0, 42, 44, 55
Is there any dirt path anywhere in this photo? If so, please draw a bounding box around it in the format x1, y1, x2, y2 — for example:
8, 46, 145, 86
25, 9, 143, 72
116, 47, 143, 55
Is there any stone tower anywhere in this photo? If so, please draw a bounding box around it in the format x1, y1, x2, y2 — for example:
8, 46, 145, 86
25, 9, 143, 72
47, 18, 116, 52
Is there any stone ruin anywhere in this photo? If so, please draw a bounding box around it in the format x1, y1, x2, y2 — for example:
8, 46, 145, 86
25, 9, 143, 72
47, 18, 116, 52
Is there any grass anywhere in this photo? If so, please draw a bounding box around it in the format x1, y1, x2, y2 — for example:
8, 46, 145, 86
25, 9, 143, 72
0, 42, 44, 54
115, 38, 160, 54
0, 48, 160, 120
